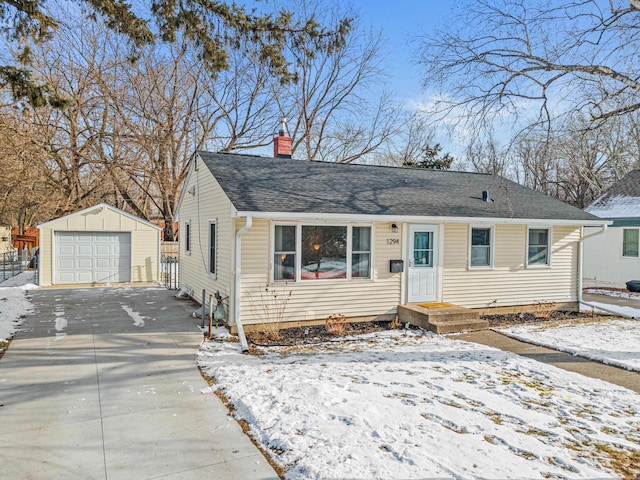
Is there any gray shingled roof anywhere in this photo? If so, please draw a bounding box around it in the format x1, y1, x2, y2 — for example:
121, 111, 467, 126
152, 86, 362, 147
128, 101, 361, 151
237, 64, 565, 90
197, 151, 602, 222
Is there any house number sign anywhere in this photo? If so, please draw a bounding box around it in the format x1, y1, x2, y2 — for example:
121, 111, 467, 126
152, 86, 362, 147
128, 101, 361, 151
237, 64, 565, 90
386, 238, 400, 245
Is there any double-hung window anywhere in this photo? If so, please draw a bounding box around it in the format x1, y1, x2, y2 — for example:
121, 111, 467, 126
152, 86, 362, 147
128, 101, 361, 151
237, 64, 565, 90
351, 227, 371, 278
623, 229, 639, 257
274, 225, 296, 280
528, 228, 551, 266
273, 224, 372, 281
470, 227, 492, 267
208, 221, 216, 276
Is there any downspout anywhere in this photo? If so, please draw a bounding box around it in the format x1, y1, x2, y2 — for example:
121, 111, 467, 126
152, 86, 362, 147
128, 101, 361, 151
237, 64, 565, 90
577, 224, 634, 318
234, 216, 252, 353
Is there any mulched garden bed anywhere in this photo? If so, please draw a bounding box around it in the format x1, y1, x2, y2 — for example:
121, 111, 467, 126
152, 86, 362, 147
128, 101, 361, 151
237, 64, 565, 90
246, 321, 400, 347
246, 310, 593, 346
481, 310, 588, 328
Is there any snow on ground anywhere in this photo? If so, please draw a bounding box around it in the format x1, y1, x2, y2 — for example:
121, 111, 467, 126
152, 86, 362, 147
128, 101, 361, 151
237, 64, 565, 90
499, 318, 640, 372
584, 288, 640, 300
199, 330, 640, 479
0, 271, 37, 341
2, 272, 639, 477
499, 300, 640, 372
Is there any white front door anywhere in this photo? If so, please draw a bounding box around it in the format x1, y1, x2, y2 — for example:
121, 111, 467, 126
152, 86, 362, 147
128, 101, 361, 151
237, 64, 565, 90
407, 225, 438, 303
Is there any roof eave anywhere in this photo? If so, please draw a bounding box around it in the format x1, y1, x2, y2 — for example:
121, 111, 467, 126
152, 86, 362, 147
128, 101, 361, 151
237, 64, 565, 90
232, 210, 609, 227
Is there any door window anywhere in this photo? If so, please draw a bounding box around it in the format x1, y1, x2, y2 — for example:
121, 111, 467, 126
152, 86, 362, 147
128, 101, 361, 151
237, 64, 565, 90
413, 231, 433, 267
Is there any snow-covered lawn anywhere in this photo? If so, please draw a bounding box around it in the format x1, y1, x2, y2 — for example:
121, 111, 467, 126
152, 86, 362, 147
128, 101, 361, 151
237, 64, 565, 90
3, 273, 640, 478
0, 271, 37, 342
499, 317, 640, 372
198, 330, 640, 479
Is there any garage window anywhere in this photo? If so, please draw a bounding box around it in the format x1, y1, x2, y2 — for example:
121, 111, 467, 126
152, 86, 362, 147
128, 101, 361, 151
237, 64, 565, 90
208, 221, 216, 276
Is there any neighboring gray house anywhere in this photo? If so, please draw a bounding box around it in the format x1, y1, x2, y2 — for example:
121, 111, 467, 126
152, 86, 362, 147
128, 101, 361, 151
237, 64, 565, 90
583, 170, 640, 288
176, 132, 605, 333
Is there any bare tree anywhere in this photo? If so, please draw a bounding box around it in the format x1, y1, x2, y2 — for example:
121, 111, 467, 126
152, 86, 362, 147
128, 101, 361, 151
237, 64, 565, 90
464, 137, 511, 177
0, 114, 61, 230
270, 2, 402, 163
0, 0, 351, 107
417, 0, 640, 137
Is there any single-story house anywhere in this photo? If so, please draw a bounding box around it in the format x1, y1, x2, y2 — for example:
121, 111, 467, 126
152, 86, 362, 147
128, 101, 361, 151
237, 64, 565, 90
0, 225, 12, 254
38, 203, 161, 286
583, 170, 640, 288
176, 132, 606, 333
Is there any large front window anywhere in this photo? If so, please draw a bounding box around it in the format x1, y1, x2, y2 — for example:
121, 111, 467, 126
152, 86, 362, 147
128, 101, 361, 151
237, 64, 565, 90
273, 224, 371, 281
302, 226, 347, 280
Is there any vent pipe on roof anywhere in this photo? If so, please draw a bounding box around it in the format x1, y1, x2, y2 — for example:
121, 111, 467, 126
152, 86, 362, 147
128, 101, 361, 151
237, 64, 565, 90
482, 190, 493, 202
273, 117, 292, 159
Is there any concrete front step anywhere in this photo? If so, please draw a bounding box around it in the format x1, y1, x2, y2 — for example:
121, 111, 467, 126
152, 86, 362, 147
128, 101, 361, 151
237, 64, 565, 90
398, 303, 489, 334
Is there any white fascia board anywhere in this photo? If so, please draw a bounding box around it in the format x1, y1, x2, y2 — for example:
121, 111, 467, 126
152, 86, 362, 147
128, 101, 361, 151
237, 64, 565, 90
232, 210, 611, 227
39, 203, 162, 230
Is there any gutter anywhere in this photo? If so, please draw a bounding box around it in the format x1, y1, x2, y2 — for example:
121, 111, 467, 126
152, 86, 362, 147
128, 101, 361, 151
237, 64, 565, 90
233, 216, 252, 353
232, 210, 606, 228
577, 224, 635, 318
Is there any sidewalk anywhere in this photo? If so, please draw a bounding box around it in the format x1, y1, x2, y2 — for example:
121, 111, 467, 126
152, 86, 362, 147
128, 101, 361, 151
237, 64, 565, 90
0, 286, 279, 480
457, 329, 640, 394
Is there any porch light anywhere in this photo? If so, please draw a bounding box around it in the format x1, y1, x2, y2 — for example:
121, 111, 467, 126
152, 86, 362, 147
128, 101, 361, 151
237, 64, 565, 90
391, 223, 399, 233
312, 243, 321, 251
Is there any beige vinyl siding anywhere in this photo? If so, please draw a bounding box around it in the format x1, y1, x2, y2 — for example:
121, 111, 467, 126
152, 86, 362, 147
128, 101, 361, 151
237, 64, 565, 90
40, 229, 53, 286
178, 157, 234, 307
239, 221, 402, 325
131, 230, 159, 282
39, 206, 160, 286
442, 224, 579, 308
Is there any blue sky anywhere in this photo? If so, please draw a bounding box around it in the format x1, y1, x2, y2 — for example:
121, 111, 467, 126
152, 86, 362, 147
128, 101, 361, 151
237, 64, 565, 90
356, 1, 455, 106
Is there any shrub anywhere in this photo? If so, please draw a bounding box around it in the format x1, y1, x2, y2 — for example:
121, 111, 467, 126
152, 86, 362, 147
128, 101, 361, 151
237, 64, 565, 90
325, 313, 347, 335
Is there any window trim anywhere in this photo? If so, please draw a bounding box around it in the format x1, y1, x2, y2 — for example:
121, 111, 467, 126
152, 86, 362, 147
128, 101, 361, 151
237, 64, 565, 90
623, 228, 639, 258
184, 221, 191, 255
526, 226, 552, 268
271, 222, 374, 282
208, 220, 217, 278
468, 225, 494, 269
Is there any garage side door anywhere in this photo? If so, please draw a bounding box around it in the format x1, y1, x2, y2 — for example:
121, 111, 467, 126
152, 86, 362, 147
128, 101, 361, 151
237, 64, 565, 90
55, 232, 131, 284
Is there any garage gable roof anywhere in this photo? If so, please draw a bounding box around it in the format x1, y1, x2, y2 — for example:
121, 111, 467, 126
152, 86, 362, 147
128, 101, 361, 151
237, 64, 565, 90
197, 151, 602, 223
39, 203, 162, 230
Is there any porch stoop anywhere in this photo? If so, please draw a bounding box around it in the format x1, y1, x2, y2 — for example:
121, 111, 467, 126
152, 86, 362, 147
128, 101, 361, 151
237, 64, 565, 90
398, 303, 488, 334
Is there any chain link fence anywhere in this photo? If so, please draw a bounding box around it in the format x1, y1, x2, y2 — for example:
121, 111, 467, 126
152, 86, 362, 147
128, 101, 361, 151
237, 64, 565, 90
0, 248, 38, 284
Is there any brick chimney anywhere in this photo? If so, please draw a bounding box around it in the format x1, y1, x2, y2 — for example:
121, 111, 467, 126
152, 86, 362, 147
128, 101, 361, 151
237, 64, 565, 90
273, 117, 292, 159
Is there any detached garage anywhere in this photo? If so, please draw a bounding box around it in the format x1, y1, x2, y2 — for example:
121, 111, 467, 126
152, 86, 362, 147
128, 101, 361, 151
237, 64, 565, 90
39, 204, 161, 286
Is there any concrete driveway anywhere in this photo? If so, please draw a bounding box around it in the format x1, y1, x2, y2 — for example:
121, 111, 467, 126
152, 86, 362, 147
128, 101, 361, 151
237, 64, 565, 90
0, 286, 278, 480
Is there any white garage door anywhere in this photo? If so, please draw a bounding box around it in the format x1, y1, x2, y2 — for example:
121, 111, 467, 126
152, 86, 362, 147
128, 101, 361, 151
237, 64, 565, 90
55, 232, 131, 284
